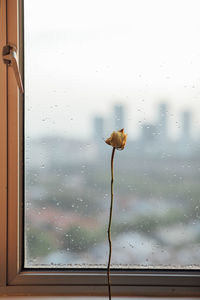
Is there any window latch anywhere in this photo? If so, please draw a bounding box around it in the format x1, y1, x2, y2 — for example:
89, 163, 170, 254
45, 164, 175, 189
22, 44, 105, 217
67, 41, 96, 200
2, 44, 24, 94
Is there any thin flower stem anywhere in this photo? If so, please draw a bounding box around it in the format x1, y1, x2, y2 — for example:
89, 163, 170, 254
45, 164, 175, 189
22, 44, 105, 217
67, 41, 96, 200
107, 147, 116, 300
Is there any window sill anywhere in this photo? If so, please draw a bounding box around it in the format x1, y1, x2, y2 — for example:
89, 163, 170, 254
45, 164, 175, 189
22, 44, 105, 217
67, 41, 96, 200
1, 296, 199, 300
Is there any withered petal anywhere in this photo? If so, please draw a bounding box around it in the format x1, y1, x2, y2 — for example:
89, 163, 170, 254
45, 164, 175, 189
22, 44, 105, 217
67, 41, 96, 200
105, 128, 127, 150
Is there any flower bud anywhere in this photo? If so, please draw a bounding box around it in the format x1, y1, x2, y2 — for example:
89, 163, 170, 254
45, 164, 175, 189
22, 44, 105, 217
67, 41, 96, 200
105, 128, 127, 150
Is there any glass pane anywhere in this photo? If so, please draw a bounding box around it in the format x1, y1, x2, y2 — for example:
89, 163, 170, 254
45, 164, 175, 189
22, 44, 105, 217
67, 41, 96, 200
24, 0, 200, 269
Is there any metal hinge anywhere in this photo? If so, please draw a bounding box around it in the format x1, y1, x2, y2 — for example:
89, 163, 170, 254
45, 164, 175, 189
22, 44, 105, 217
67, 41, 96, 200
2, 44, 24, 94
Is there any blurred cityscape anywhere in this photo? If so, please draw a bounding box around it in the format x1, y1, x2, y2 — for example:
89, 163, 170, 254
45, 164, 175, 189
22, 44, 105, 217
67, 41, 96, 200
25, 102, 200, 269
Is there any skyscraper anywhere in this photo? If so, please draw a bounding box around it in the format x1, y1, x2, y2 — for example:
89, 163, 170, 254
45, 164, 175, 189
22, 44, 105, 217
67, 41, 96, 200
114, 104, 124, 130
181, 110, 191, 141
94, 116, 104, 140
158, 103, 168, 140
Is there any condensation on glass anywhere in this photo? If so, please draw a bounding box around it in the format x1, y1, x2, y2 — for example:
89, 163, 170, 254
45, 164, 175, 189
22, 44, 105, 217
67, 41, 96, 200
24, 0, 200, 269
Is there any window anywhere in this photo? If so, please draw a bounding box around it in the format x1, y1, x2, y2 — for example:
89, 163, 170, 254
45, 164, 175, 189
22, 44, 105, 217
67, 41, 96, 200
1, 0, 200, 296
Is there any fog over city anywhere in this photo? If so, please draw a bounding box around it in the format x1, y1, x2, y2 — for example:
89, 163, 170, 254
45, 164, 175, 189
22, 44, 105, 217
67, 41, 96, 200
25, 102, 200, 268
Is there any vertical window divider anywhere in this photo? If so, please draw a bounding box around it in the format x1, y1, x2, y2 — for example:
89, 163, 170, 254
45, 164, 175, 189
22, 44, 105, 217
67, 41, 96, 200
7, 0, 22, 284
0, 0, 8, 287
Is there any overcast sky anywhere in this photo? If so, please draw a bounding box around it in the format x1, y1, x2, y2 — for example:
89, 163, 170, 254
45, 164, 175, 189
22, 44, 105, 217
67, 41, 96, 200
24, 0, 200, 139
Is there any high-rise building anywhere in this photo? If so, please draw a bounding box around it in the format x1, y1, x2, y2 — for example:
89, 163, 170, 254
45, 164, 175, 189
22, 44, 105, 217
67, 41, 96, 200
94, 116, 104, 140
181, 110, 191, 140
114, 104, 124, 130
158, 103, 168, 140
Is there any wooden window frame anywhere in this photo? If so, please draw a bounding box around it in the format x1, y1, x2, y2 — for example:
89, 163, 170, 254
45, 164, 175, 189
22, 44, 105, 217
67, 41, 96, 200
0, 0, 200, 296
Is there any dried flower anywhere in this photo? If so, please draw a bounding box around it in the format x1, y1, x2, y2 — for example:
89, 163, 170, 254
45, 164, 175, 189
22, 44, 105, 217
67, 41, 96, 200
105, 128, 127, 300
105, 128, 127, 150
